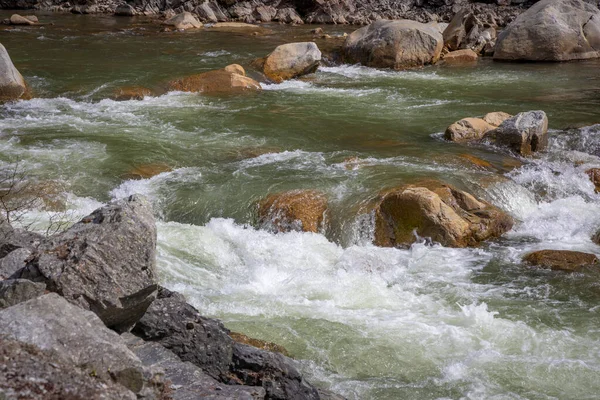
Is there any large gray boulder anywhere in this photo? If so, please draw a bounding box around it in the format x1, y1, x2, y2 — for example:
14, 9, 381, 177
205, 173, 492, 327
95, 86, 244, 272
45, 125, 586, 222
261, 42, 321, 83
0, 279, 45, 309
0, 44, 27, 102
343, 19, 443, 70
489, 110, 549, 156
16, 195, 158, 332
494, 0, 600, 61
0, 293, 163, 397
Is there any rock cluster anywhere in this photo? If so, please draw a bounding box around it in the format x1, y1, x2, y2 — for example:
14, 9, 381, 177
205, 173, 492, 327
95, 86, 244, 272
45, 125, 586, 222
0, 196, 334, 399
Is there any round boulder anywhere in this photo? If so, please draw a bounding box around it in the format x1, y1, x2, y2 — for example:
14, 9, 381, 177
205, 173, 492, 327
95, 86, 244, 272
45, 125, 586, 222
494, 0, 600, 61
167, 65, 261, 94
258, 190, 328, 233
163, 12, 203, 30
444, 117, 495, 142
491, 110, 549, 156
443, 49, 478, 64
261, 42, 321, 83
344, 19, 443, 70
523, 250, 599, 271
0, 44, 27, 102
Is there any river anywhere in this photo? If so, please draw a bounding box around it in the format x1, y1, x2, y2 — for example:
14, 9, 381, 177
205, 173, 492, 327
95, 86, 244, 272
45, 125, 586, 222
2, 12, 600, 399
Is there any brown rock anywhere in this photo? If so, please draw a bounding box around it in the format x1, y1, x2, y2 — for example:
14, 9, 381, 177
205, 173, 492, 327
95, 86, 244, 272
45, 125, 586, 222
123, 163, 172, 180
207, 22, 271, 35
372, 182, 513, 248
459, 154, 493, 170
229, 332, 289, 357
163, 12, 202, 30
223, 63, 245, 75
113, 86, 153, 101
167, 66, 261, 94
491, 110, 549, 156
444, 117, 495, 142
483, 111, 512, 127
258, 190, 328, 233
444, 49, 478, 64
586, 168, 600, 192
10, 14, 35, 25
261, 42, 322, 83
523, 250, 599, 271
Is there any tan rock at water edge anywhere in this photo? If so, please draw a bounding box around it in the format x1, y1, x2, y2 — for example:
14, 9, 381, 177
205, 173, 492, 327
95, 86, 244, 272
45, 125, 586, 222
444, 49, 478, 64
163, 12, 202, 30
223, 63, 245, 75
344, 19, 443, 70
372, 182, 513, 248
490, 110, 549, 156
229, 332, 289, 357
586, 168, 600, 192
494, 0, 600, 61
258, 189, 328, 233
113, 86, 153, 101
167, 65, 261, 94
261, 42, 321, 83
0, 44, 27, 102
207, 22, 271, 35
10, 14, 35, 25
445, 117, 495, 142
523, 250, 599, 271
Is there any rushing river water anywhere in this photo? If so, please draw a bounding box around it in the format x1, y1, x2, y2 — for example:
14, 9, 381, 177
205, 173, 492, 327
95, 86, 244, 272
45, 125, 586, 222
3, 12, 600, 399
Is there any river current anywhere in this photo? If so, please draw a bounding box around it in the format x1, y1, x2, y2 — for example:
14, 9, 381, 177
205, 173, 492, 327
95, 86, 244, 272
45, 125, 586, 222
2, 12, 600, 399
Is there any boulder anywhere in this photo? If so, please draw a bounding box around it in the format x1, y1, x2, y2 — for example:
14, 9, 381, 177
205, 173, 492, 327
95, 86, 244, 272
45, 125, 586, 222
275, 8, 303, 24
23, 15, 39, 23
443, 9, 496, 54
223, 63, 245, 75
9, 14, 35, 25
167, 65, 261, 94
489, 110, 549, 156
207, 22, 270, 35
483, 111, 512, 127
523, 250, 599, 271
163, 12, 203, 30
0, 248, 32, 279
0, 279, 45, 308
0, 225, 43, 259
260, 42, 322, 83
344, 19, 443, 70
115, 3, 136, 16
254, 5, 276, 22
443, 49, 478, 64
586, 168, 600, 192
258, 190, 328, 233
0, 338, 136, 400
113, 86, 153, 101
16, 195, 158, 332
494, 0, 600, 61
0, 44, 27, 102
444, 117, 495, 142
0, 293, 163, 397
372, 182, 513, 248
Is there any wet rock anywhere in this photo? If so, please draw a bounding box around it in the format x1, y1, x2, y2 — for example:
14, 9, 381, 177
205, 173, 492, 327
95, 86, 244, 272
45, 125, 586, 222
113, 86, 153, 101
0, 338, 136, 400
372, 182, 513, 248
163, 11, 202, 30
16, 195, 158, 332
344, 19, 443, 70
0, 293, 164, 397
586, 168, 600, 192
123, 333, 266, 400
0, 43, 27, 102
494, 0, 600, 61
260, 42, 321, 83
459, 154, 494, 170
258, 190, 328, 233
489, 110, 549, 156
230, 332, 290, 357
0, 279, 46, 308
115, 3, 136, 16
9, 13, 35, 25
123, 163, 172, 180
444, 117, 495, 142
443, 49, 478, 64
0, 248, 32, 279
132, 289, 235, 382
523, 250, 599, 271
167, 65, 261, 94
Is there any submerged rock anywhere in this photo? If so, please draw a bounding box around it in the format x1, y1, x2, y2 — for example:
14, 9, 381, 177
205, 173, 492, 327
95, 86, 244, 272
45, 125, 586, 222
494, 0, 600, 61
207, 22, 271, 35
123, 163, 172, 180
0, 43, 27, 102
16, 195, 158, 332
523, 250, 599, 271
343, 19, 443, 70
113, 86, 153, 101
167, 64, 261, 94
260, 42, 322, 83
0, 293, 164, 397
230, 332, 290, 357
489, 110, 549, 156
258, 190, 328, 233
163, 11, 203, 30
372, 182, 513, 248
586, 168, 600, 192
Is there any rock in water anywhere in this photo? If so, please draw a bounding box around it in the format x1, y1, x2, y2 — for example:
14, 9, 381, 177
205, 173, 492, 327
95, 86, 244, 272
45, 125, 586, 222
523, 250, 599, 271
0, 44, 27, 102
445, 117, 495, 142
16, 195, 158, 332
343, 19, 443, 70
9, 14, 35, 25
258, 190, 328, 233
372, 182, 513, 248
490, 110, 549, 156
494, 0, 600, 61
261, 42, 321, 83
587, 168, 600, 192
443, 49, 478, 64
112, 86, 153, 101
163, 11, 203, 30
0, 293, 162, 397
167, 65, 261, 94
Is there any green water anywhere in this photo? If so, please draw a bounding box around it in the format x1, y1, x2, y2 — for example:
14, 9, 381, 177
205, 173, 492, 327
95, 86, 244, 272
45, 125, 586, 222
2, 12, 600, 399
